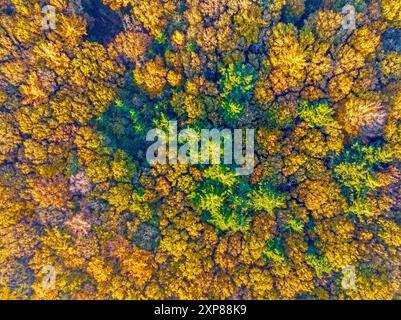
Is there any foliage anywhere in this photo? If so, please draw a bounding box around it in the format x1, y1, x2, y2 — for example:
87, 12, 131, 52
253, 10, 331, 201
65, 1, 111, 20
1, 0, 401, 300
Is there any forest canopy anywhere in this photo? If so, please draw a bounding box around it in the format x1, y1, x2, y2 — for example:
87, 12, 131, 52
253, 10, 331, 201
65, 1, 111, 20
1, 0, 401, 300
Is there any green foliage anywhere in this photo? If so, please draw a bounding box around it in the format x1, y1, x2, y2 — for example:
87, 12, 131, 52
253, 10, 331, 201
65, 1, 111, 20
306, 255, 332, 279
297, 100, 335, 128
346, 198, 376, 219
248, 185, 286, 215
219, 63, 256, 101
97, 98, 148, 162
346, 142, 394, 167
221, 100, 243, 121
198, 189, 225, 216
333, 0, 367, 12
66, 155, 79, 177
217, 63, 257, 122
333, 141, 390, 199
203, 165, 237, 188
193, 168, 251, 233
208, 209, 250, 234
155, 33, 168, 45
286, 218, 304, 233
263, 238, 286, 264
334, 162, 380, 196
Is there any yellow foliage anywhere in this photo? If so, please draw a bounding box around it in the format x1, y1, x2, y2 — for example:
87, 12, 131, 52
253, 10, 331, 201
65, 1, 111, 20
316, 217, 359, 270
87, 257, 112, 283
106, 184, 133, 213
33, 41, 70, 75
234, 267, 274, 299
254, 81, 275, 105
52, 14, 87, 48
103, 0, 132, 10
381, 52, 401, 79
167, 70, 182, 87
379, 219, 401, 247
337, 96, 386, 137
234, 5, 267, 47
29, 176, 69, 209
171, 30, 185, 46
0, 113, 21, 163
349, 26, 380, 57
382, 0, 401, 26
121, 247, 156, 287
269, 23, 306, 94
19, 72, 48, 105
133, 0, 176, 36
0, 60, 27, 85
133, 56, 168, 98
196, 27, 218, 52
313, 10, 342, 39
110, 31, 151, 63
297, 178, 345, 218
328, 73, 354, 102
